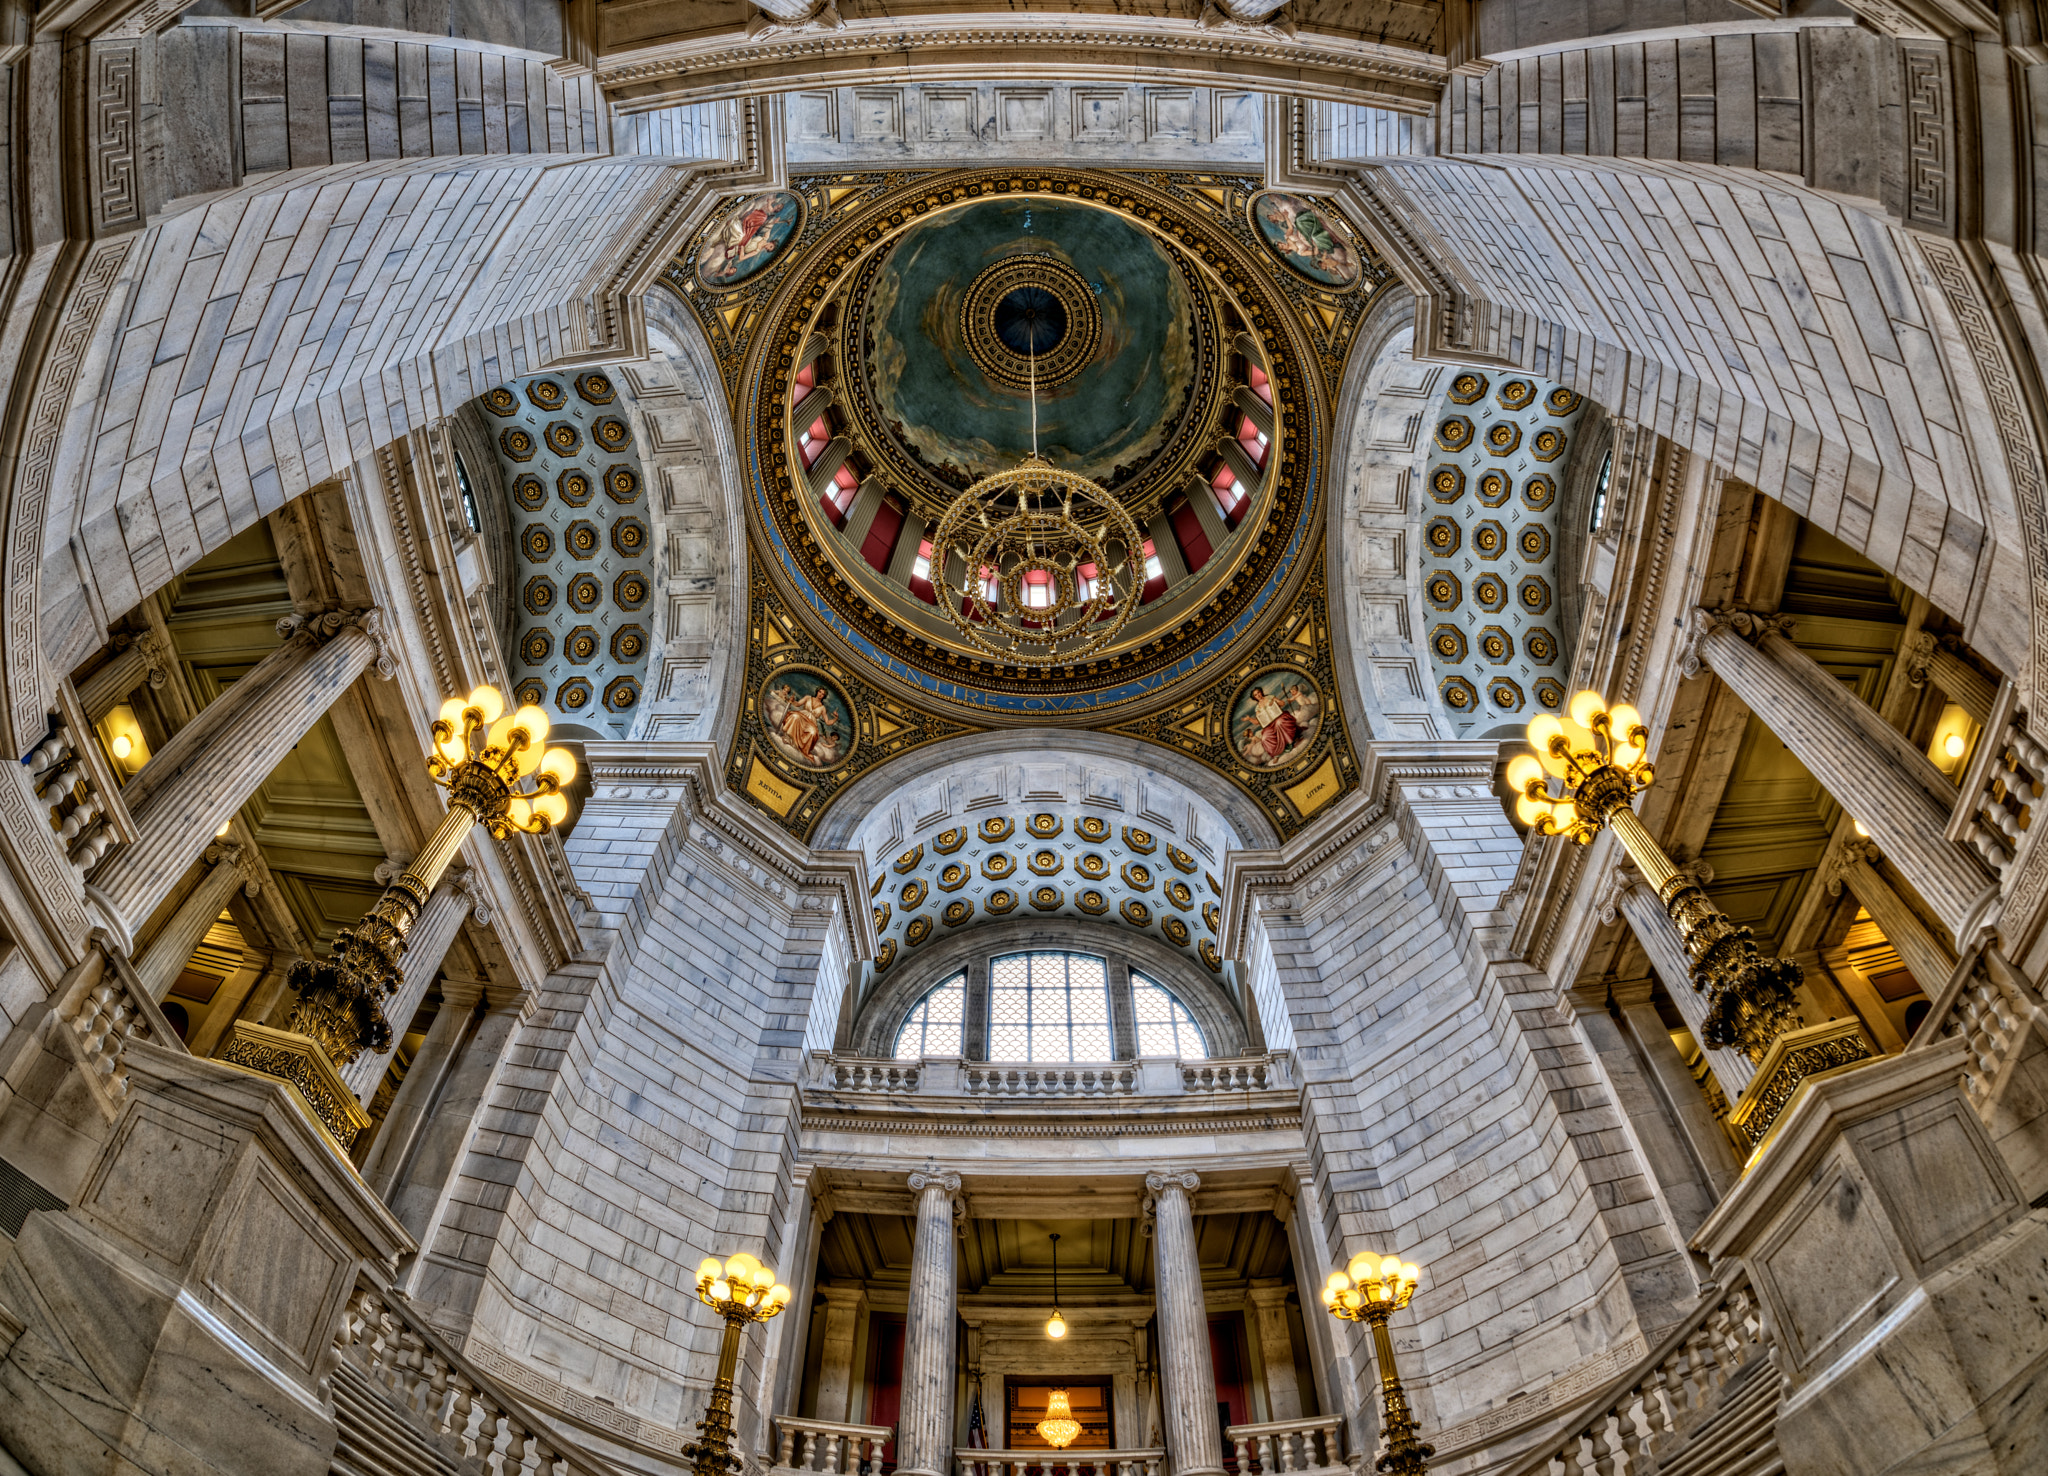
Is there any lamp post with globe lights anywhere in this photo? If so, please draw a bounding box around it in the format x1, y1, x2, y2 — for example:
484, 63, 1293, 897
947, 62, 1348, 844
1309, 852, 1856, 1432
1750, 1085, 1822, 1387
683, 1252, 792, 1476
221, 682, 580, 1146
1321, 1254, 1431, 1476
1506, 688, 1803, 1060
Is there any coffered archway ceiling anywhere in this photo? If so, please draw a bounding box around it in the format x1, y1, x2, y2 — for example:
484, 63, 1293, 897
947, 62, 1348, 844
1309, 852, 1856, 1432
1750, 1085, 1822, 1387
1420, 370, 1589, 733
668, 167, 1391, 729
478, 372, 657, 737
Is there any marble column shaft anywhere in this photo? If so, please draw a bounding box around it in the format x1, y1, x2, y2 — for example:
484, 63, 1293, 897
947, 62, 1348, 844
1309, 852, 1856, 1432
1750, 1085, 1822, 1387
1925, 646, 1997, 724
1612, 991, 1741, 1197
813, 1284, 868, 1422
93, 617, 384, 931
1837, 852, 1959, 999
77, 634, 168, 721
1693, 621, 1989, 936
341, 878, 479, 1102
362, 979, 484, 1197
1149, 1170, 1223, 1476
390, 987, 529, 1247
129, 845, 254, 1002
897, 1168, 961, 1476
1612, 878, 1757, 1094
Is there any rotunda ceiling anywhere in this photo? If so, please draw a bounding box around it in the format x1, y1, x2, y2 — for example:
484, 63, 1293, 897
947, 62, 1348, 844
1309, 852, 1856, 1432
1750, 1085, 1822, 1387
667, 168, 1387, 728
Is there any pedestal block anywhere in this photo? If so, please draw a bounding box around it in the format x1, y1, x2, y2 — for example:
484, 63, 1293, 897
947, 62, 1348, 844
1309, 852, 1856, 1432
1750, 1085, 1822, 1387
0, 1039, 412, 1476
1696, 1039, 2048, 1476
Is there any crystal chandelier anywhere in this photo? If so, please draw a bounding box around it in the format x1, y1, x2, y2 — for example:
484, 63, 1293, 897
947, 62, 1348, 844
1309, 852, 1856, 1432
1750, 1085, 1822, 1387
1036, 1389, 1082, 1451
930, 317, 1143, 667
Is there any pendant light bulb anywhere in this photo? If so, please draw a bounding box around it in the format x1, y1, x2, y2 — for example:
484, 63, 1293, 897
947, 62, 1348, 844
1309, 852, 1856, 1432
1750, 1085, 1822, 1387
1046, 1231, 1066, 1340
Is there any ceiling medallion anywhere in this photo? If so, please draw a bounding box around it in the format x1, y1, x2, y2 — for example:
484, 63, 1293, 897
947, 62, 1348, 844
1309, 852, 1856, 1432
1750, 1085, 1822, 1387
961, 255, 1102, 393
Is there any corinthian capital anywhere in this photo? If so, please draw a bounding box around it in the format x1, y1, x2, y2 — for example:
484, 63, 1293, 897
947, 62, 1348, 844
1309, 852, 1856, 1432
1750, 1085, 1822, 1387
276, 606, 396, 680
1678, 605, 1797, 679
1821, 835, 1883, 896
908, 1167, 961, 1199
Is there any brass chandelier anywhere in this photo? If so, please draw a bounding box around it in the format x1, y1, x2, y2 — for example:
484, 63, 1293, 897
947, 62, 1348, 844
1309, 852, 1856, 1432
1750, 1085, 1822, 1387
930, 308, 1145, 667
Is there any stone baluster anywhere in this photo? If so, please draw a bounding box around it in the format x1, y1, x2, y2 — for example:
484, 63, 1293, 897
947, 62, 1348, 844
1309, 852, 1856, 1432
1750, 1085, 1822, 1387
128, 840, 259, 1001
389, 987, 534, 1245
1681, 608, 1992, 939
1601, 862, 1757, 1094
898, 1167, 963, 1476
1823, 838, 1959, 1006
1901, 630, 1998, 724
1148, 1170, 1223, 1476
77, 631, 173, 721
342, 864, 489, 1102
90, 607, 394, 934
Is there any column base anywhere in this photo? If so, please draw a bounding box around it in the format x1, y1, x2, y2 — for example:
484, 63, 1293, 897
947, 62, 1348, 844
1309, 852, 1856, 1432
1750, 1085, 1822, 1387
1725, 1017, 1875, 1156
1698, 1038, 2047, 1476
0, 1040, 411, 1476
215, 1021, 371, 1151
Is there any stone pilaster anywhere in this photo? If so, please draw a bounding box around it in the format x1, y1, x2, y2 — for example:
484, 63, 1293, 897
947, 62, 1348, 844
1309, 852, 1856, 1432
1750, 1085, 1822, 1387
360, 978, 484, 1198
1148, 1169, 1223, 1476
91, 608, 393, 934
341, 867, 488, 1102
897, 1167, 962, 1476
1610, 985, 1741, 1197
129, 841, 259, 1002
1245, 1282, 1301, 1419
390, 987, 532, 1253
1602, 861, 1757, 1095
813, 1283, 869, 1422
1681, 608, 1992, 938
1823, 838, 1959, 1005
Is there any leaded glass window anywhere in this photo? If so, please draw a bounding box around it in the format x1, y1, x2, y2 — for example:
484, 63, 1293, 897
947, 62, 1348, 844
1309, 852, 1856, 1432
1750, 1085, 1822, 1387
987, 951, 1113, 1062
894, 973, 966, 1059
1132, 974, 1208, 1059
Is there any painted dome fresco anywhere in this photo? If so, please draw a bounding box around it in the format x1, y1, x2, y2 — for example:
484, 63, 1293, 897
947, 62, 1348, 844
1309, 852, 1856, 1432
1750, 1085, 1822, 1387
852, 198, 1214, 505
688, 168, 1375, 727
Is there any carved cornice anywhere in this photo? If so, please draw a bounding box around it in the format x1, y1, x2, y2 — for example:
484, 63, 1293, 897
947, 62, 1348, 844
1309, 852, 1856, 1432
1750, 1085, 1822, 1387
803, 1109, 1301, 1139
596, 18, 1446, 109
583, 740, 877, 960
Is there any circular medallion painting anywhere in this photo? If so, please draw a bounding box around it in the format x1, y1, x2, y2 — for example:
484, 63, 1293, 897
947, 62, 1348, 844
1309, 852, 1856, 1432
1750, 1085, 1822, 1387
1230, 666, 1323, 770
698, 190, 804, 291
761, 668, 855, 770
1249, 191, 1361, 288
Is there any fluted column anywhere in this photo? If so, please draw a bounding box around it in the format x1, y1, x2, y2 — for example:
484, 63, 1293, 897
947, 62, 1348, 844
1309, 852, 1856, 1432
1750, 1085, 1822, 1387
1149, 1169, 1223, 1476
1603, 863, 1757, 1094
129, 841, 258, 1001
341, 865, 488, 1102
1682, 608, 1992, 938
92, 608, 393, 933
77, 632, 172, 721
897, 1168, 962, 1476
1902, 630, 1997, 724
1825, 838, 1960, 1001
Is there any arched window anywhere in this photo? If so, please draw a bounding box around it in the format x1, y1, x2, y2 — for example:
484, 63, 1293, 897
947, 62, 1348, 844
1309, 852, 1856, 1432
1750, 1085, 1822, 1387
988, 951, 1112, 1062
1132, 974, 1208, 1059
894, 973, 966, 1060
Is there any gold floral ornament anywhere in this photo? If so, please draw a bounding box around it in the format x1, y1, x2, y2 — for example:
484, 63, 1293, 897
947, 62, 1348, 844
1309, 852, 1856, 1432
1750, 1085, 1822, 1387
930, 456, 1145, 667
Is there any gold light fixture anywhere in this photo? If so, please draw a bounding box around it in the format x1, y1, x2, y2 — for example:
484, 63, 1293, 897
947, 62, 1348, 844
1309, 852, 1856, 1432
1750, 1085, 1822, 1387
289, 683, 575, 1059
684, 1252, 792, 1476
1322, 1252, 1431, 1476
1036, 1388, 1082, 1451
1508, 688, 1803, 1059
1045, 1231, 1067, 1339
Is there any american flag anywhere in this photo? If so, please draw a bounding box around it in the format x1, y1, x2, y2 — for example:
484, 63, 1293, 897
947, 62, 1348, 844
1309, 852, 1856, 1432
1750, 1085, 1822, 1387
967, 1382, 987, 1476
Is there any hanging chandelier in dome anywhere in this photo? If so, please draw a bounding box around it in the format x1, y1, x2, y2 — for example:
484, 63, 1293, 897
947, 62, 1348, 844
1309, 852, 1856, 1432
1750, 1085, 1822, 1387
929, 285, 1144, 668
929, 456, 1144, 667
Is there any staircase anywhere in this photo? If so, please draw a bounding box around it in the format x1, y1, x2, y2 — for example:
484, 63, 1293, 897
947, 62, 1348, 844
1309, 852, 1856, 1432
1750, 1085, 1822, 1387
1502, 1272, 1783, 1476
330, 1359, 470, 1476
